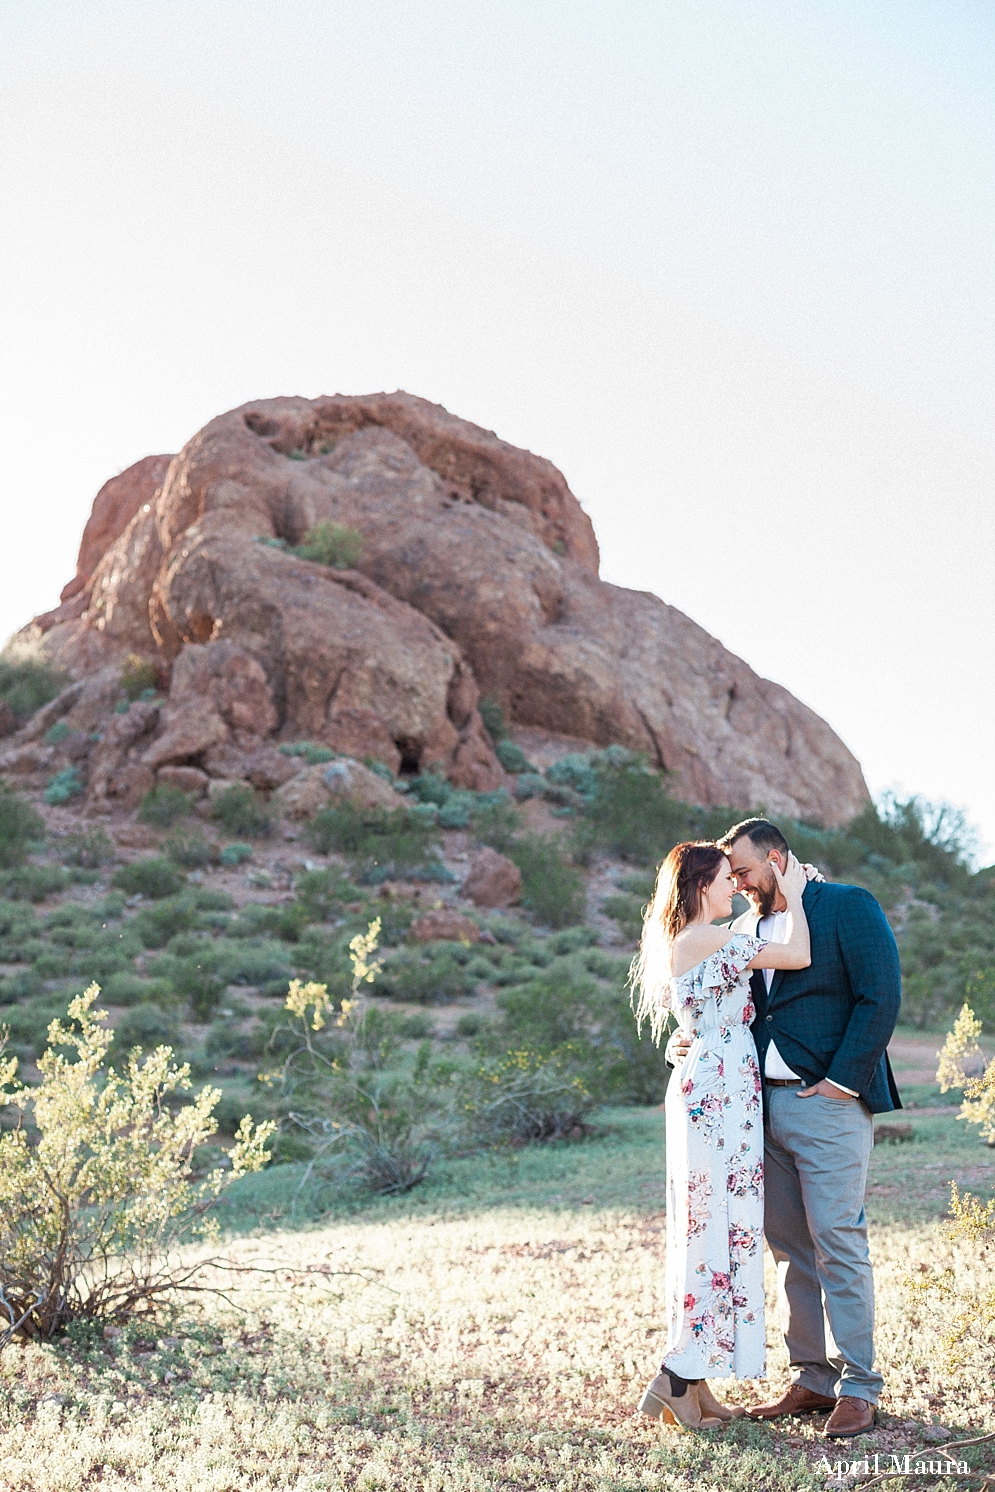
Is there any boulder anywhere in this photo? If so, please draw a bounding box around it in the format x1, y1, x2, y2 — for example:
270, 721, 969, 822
156, 765, 209, 795
273, 757, 402, 820
409, 909, 482, 944
85, 702, 160, 812
202, 738, 299, 790
25, 391, 869, 825
461, 846, 522, 908
60, 454, 173, 604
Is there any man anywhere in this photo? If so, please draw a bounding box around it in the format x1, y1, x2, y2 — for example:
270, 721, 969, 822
667, 817, 902, 1439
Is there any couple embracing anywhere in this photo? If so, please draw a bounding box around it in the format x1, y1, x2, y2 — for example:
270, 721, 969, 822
631, 818, 902, 1439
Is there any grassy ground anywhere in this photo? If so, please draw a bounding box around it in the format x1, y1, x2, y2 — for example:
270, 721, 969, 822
2, 1104, 993, 1491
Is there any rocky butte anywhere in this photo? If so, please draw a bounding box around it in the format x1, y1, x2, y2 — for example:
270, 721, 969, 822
20, 392, 867, 825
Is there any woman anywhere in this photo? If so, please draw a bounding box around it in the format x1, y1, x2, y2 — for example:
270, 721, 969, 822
630, 841, 811, 1429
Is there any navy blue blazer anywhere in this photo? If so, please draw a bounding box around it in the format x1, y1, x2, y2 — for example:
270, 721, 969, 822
731, 879, 903, 1114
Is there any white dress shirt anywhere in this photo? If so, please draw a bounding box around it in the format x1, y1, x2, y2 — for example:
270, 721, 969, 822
758, 907, 857, 1096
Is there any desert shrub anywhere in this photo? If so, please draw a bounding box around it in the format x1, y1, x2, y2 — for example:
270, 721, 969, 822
0, 969, 43, 1005
0, 865, 70, 901
0, 784, 44, 869
472, 794, 524, 852
492, 965, 669, 1106
191, 887, 235, 912
44, 767, 84, 806
438, 791, 477, 829
478, 698, 507, 741
1, 991, 77, 1059
601, 892, 644, 941
0, 652, 68, 720
138, 785, 192, 827
168, 958, 227, 1022
571, 756, 687, 865
220, 842, 254, 866
453, 1012, 486, 1038
495, 739, 530, 774
113, 858, 184, 900
279, 741, 336, 765
120, 655, 159, 701
458, 1048, 596, 1145
307, 801, 441, 881
44, 720, 72, 744
505, 834, 586, 928
60, 827, 116, 868
406, 772, 451, 807
212, 939, 292, 988
935, 1004, 995, 1144
131, 896, 206, 950
291, 521, 364, 569
398, 1011, 435, 1039
163, 825, 217, 868
0, 984, 272, 1346
204, 1017, 256, 1063
113, 1002, 181, 1055
103, 972, 174, 1008
223, 903, 282, 938
376, 944, 480, 1003
211, 785, 272, 839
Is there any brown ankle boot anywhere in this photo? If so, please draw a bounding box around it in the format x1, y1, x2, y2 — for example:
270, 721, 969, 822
697, 1380, 746, 1421
637, 1373, 723, 1429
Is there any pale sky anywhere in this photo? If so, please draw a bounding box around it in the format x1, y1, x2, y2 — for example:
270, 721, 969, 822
2, 2, 994, 857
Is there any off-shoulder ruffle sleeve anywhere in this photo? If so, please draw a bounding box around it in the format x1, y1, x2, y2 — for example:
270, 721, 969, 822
698, 933, 767, 992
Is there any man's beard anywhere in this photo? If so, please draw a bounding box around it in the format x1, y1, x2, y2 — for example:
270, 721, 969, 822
750, 867, 778, 919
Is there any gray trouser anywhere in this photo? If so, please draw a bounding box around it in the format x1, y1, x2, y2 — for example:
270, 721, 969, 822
764, 1087, 882, 1404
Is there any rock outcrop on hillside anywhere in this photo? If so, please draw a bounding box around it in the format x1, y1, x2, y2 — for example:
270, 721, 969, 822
23, 392, 869, 825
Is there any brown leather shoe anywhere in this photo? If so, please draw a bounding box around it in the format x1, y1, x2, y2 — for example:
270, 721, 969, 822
747, 1384, 837, 1420
823, 1397, 877, 1438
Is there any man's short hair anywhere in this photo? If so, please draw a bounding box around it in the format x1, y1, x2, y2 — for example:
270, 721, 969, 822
717, 817, 790, 860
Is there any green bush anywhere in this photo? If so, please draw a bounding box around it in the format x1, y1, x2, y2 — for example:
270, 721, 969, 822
471, 795, 523, 853
505, 834, 586, 928
138, 785, 192, 827
307, 801, 441, 882
220, 842, 254, 866
131, 896, 206, 949
44, 720, 72, 745
103, 972, 174, 1007
211, 785, 272, 839
478, 698, 507, 742
0, 653, 68, 719
278, 741, 336, 765
376, 944, 480, 1003
163, 825, 217, 868
0, 865, 70, 901
44, 767, 84, 806
60, 827, 116, 868
458, 1048, 596, 1145
571, 757, 687, 864
495, 739, 530, 774
113, 1002, 181, 1054
120, 654, 159, 701
112, 857, 184, 899
0, 784, 44, 868
291, 521, 364, 569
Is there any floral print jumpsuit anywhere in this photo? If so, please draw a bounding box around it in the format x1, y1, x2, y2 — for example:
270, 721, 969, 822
661, 933, 767, 1380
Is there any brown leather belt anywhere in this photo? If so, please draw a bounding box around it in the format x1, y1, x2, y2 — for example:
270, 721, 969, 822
765, 1078, 804, 1088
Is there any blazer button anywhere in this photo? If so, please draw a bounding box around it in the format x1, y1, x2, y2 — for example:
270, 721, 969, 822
765, 1015, 772, 1022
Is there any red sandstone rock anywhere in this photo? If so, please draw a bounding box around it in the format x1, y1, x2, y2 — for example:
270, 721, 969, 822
461, 846, 523, 908
156, 765, 209, 795
27, 392, 868, 825
409, 909, 482, 944
61, 455, 173, 603
273, 758, 402, 819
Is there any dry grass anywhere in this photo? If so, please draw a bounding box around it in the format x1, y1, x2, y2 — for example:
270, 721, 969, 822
1, 1108, 992, 1491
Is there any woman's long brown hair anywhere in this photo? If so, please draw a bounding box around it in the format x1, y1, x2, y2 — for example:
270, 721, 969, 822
629, 842, 726, 1044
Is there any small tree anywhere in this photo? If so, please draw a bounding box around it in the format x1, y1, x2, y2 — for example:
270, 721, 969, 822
907, 1183, 995, 1381
935, 1002, 995, 1146
0, 984, 273, 1346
